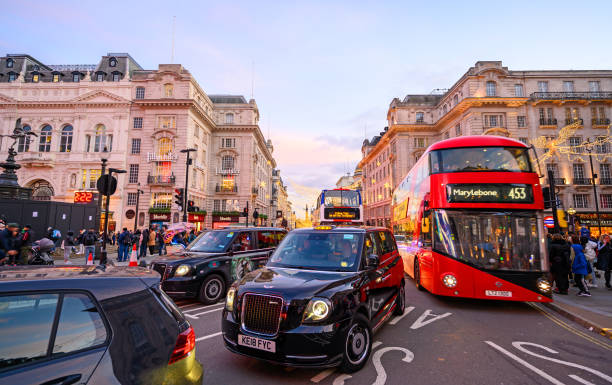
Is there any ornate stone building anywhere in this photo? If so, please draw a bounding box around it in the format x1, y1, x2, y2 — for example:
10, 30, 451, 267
360, 61, 612, 234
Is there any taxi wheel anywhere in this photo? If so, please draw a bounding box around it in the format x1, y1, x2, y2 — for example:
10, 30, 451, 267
198, 274, 226, 305
340, 314, 372, 373
393, 281, 406, 315
414, 259, 424, 291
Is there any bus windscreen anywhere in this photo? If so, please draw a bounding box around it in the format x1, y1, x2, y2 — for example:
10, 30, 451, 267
324, 190, 360, 207
431, 146, 532, 173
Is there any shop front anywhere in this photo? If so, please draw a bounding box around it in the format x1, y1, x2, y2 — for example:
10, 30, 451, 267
149, 211, 171, 228
573, 212, 612, 238
212, 214, 240, 229
188, 213, 207, 231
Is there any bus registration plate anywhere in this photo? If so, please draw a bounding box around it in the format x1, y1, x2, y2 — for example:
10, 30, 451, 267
238, 334, 276, 353
485, 290, 512, 297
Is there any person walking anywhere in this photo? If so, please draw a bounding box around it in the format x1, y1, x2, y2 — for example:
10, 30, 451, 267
147, 227, 157, 255
596, 234, 611, 289
571, 235, 591, 297
583, 236, 598, 287
117, 228, 130, 262
549, 234, 571, 295
132, 230, 141, 259
19, 224, 35, 265
0, 223, 20, 265
111, 232, 116, 246
139, 228, 149, 258
63, 231, 77, 264
82, 228, 97, 261
158, 225, 167, 256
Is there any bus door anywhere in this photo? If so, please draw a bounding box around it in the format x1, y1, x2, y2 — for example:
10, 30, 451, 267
417, 206, 434, 289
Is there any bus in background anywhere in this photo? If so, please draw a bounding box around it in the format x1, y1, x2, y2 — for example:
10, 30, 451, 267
391, 136, 551, 302
313, 189, 364, 226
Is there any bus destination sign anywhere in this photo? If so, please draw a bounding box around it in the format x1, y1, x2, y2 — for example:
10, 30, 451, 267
325, 208, 359, 220
446, 184, 533, 204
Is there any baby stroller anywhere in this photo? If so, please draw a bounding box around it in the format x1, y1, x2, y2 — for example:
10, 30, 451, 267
28, 238, 55, 265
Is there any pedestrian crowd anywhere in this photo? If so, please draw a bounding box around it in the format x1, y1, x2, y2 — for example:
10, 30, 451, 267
548, 225, 611, 297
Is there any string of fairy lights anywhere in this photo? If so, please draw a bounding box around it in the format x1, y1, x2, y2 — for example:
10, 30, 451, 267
531, 120, 612, 164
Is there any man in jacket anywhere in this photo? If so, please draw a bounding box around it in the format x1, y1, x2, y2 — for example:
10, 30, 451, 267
0, 223, 21, 265
549, 234, 571, 294
596, 234, 611, 289
63, 231, 77, 264
571, 235, 591, 297
117, 228, 131, 262
139, 228, 149, 258
82, 228, 97, 261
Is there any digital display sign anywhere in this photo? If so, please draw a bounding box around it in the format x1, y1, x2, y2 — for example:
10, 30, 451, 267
324, 208, 360, 220
74, 191, 94, 203
446, 184, 533, 204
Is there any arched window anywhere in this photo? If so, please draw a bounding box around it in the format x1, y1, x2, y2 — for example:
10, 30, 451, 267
17, 125, 31, 152
109, 57, 117, 67
221, 155, 235, 170
157, 138, 173, 155
486, 81, 497, 97
6, 58, 13, 68
39, 125, 52, 152
29, 180, 54, 201
225, 113, 234, 124
94, 124, 112, 152
164, 84, 173, 97
453, 94, 459, 106
60, 125, 73, 152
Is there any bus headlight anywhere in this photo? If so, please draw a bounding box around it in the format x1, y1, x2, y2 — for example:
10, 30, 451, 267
303, 298, 331, 323
536, 278, 551, 293
442, 274, 457, 288
175, 264, 191, 277
225, 287, 236, 311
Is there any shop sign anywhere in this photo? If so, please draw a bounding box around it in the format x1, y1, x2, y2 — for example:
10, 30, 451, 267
212, 215, 239, 223
188, 213, 206, 223
575, 213, 612, 226
150, 212, 171, 222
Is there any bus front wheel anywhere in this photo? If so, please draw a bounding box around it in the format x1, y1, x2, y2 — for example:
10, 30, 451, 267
414, 259, 424, 291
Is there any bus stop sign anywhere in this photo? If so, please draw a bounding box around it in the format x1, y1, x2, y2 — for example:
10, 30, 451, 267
543, 216, 555, 229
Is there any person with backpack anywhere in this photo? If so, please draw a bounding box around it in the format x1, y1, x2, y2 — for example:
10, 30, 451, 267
571, 235, 591, 297
549, 233, 571, 295
19, 224, 35, 265
82, 228, 97, 261
63, 231, 77, 264
117, 228, 131, 262
139, 228, 149, 258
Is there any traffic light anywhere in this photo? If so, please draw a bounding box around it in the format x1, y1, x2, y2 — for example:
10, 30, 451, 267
542, 187, 552, 209
242, 207, 248, 217
187, 200, 195, 212
174, 188, 184, 211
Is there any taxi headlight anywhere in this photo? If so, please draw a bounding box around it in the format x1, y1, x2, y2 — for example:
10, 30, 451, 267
537, 278, 552, 293
442, 274, 457, 288
225, 287, 236, 311
174, 264, 191, 277
303, 298, 331, 323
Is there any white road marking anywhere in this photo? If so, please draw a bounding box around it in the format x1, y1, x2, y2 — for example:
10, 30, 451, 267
409, 309, 452, 330
512, 342, 612, 383
196, 332, 222, 342
389, 306, 415, 325
372, 341, 383, 349
332, 374, 352, 385
311, 368, 335, 383
184, 307, 225, 319
178, 302, 203, 310
484, 341, 565, 385
569, 375, 596, 385
371, 346, 414, 385
182, 304, 224, 313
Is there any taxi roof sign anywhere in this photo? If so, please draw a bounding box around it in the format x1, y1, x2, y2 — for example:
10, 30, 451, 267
314, 225, 335, 230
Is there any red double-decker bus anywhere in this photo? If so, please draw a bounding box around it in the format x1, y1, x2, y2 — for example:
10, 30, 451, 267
391, 136, 552, 302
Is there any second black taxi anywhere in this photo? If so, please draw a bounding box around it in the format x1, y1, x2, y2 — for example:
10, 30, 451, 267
222, 226, 405, 372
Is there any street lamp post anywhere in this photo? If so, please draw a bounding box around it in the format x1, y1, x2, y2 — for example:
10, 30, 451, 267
97, 157, 107, 232
567, 208, 576, 233
100, 168, 126, 264
180, 148, 197, 223
585, 139, 602, 236
133, 183, 144, 232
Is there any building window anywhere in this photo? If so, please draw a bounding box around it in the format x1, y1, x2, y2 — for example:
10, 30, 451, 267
221, 138, 236, 148
157, 116, 176, 129
72, 73, 80, 82
52, 73, 60, 83
538, 81, 548, 92
128, 164, 139, 184
213, 200, 221, 212
131, 138, 141, 154
17, 125, 31, 152
601, 194, 612, 209
414, 138, 425, 148
514, 84, 524, 97
455, 124, 461, 136
221, 155, 235, 170
88, 169, 101, 189
112, 72, 120, 82
133, 117, 143, 128
589, 81, 600, 92
416, 112, 424, 123
600, 164, 611, 179
96, 73, 104, 82
486, 81, 496, 97
59, 125, 73, 152
572, 163, 585, 179
127, 192, 138, 206
596, 137, 610, 154
6, 58, 13, 68
8, 72, 16, 82
563, 81, 574, 92
94, 124, 112, 152
157, 138, 173, 155
32, 74, 39, 83
225, 113, 234, 124
164, 84, 173, 97
453, 94, 458, 106
109, 58, 117, 67
569, 136, 583, 153
573, 194, 589, 208
547, 163, 559, 178
39, 125, 52, 152
483, 114, 504, 128
517, 116, 526, 128
135, 87, 145, 99
519, 137, 528, 145
151, 193, 172, 209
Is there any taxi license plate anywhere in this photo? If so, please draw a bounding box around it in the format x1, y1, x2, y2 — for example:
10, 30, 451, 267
238, 334, 276, 353
485, 290, 512, 297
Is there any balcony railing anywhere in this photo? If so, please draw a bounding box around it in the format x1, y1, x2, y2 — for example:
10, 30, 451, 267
539, 118, 557, 126
592, 118, 610, 126
215, 184, 238, 193
565, 118, 583, 126
550, 178, 566, 186
148, 153, 178, 162
573, 178, 593, 185
600, 178, 612, 185
216, 168, 240, 175
19, 152, 56, 167
530, 92, 612, 100
147, 174, 176, 185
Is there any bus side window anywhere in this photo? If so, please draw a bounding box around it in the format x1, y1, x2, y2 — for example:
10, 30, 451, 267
420, 210, 432, 248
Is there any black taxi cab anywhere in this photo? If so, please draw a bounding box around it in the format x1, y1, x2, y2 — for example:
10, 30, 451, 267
221, 226, 405, 372
151, 227, 287, 304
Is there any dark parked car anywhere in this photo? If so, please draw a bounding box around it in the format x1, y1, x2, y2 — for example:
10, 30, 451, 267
0, 265, 203, 385
222, 226, 405, 372
151, 227, 287, 304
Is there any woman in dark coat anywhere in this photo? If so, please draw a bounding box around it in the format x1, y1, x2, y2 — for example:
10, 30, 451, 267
596, 234, 611, 289
549, 233, 571, 294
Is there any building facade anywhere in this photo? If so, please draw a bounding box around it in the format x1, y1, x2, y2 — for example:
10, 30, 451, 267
0, 53, 290, 231
360, 61, 612, 235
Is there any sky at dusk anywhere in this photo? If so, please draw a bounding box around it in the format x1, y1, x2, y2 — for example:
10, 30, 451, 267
3, 0, 612, 218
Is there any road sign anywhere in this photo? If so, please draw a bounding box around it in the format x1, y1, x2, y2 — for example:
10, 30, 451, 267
543, 216, 555, 228
96, 174, 117, 196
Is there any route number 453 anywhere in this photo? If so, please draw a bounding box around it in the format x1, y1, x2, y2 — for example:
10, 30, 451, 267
508, 187, 526, 200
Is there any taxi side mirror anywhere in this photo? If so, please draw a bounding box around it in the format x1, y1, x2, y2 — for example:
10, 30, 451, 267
366, 254, 379, 268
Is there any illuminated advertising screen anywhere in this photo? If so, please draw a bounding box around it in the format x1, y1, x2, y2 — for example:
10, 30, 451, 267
74, 191, 94, 203
446, 184, 533, 204
324, 208, 360, 220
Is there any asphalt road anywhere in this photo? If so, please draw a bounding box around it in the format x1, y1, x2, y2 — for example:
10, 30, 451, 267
173, 280, 612, 385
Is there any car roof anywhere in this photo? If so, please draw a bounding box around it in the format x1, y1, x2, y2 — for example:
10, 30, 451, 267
292, 226, 390, 233
212, 227, 286, 232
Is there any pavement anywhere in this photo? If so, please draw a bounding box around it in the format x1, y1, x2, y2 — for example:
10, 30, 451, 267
175, 278, 612, 385
52, 246, 161, 267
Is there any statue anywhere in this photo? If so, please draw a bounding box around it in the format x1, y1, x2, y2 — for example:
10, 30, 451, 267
0, 118, 36, 197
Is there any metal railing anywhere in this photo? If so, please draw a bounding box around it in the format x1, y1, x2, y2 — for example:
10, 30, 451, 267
600, 178, 612, 185
539, 118, 557, 126
147, 153, 178, 162
147, 175, 176, 185
215, 184, 238, 193
530, 92, 612, 100
550, 178, 566, 185
216, 168, 240, 175
573, 178, 593, 185
592, 118, 610, 126
565, 118, 583, 125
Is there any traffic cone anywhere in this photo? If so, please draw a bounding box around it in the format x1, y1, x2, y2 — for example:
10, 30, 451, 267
86, 251, 93, 266
128, 243, 138, 267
